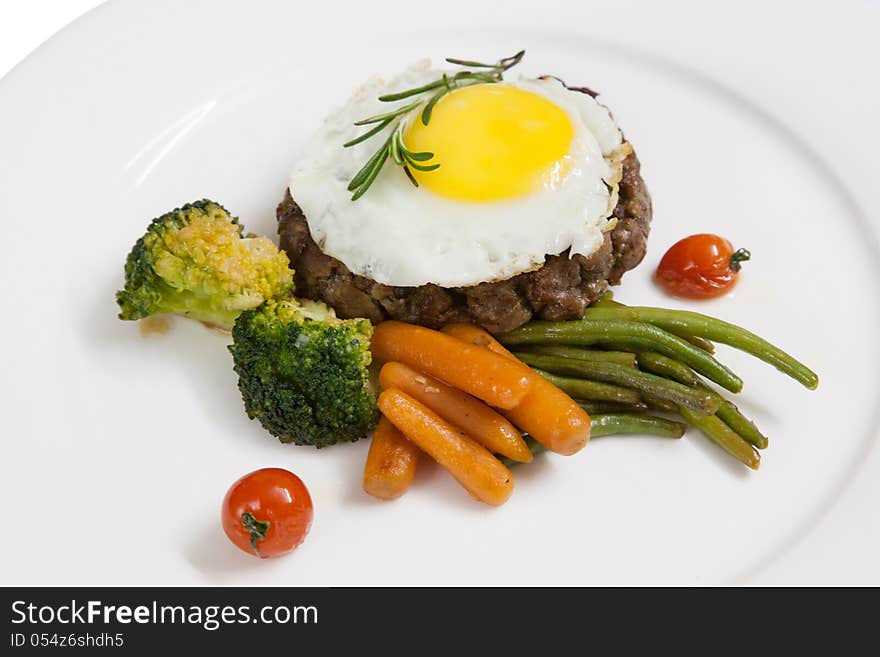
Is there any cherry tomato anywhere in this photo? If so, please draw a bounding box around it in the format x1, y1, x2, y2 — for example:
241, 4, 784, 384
654, 233, 750, 299
222, 468, 313, 558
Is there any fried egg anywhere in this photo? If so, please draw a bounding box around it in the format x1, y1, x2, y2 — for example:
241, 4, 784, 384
288, 62, 629, 287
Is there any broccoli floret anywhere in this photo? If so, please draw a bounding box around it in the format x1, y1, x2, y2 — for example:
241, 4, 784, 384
229, 299, 379, 447
116, 199, 294, 330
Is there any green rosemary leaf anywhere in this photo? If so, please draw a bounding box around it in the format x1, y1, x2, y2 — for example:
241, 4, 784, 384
445, 57, 499, 68
354, 99, 422, 126
453, 71, 500, 84
401, 148, 434, 162
405, 161, 440, 173
378, 79, 445, 102
404, 158, 440, 172
498, 50, 526, 70
421, 88, 450, 125
350, 148, 390, 200
343, 116, 393, 147
403, 165, 419, 187
389, 131, 405, 166
347, 136, 392, 191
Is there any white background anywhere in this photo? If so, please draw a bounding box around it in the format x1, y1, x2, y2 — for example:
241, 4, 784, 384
0, 0, 104, 79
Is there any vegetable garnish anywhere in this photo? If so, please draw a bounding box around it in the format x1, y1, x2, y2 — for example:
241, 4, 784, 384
655, 233, 750, 299
364, 286, 817, 501
116, 200, 294, 330
499, 418, 685, 468
371, 320, 532, 410
378, 361, 532, 463
441, 322, 592, 456
586, 295, 818, 389
222, 468, 313, 558
344, 50, 526, 200
363, 416, 420, 501
378, 387, 515, 507
496, 292, 819, 469
229, 299, 379, 448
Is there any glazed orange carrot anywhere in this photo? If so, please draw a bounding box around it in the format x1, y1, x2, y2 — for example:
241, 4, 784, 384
442, 323, 591, 456
371, 321, 531, 409
363, 417, 421, 501
442, 322, 518, 360
378, 388, 514, 506
379, 362, 532, 463
506, 378, 592, 455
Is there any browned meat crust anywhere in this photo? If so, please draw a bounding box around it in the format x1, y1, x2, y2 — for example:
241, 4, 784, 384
277, 148, 651, 334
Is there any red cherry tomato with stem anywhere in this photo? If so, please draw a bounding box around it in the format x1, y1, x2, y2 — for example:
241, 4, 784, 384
654, 233, 750, 299
222, 468, 313, 558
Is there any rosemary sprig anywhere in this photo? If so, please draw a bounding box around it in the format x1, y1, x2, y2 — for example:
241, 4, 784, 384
343, 50, 526, 200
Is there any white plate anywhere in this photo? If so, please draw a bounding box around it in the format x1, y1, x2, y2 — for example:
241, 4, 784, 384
1, 0, 878, 585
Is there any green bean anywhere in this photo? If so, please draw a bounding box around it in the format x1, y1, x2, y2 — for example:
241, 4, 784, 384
583, 306, 818, 390
639, 392, 678, 414
590, 414, 686, 439
500, 414, 686, 467
594, 293, 715, 353
713, 400, 768, 449
637, 351, 768, 449
500, 319, 743, 393
579, 401, 649, 415
516, 352, 718, 414
679, 407, 760, 470
677, 333, 715, 354
518, 344, 637, 367
532, 369, 641, 405
637, 352, 702, 386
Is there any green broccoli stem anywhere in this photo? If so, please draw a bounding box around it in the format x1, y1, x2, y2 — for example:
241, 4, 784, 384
241, 512, 270, 558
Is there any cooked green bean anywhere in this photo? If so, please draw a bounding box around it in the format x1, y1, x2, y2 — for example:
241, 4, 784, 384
583, 305, 818, 390
712, 396, 768, 450
579, 401, 649, 415
500, 319, 743, 393
601, 337, 702, 358
636, 351, 768, 449
679, 407, 760, 470
518, 344, 637, 367
591, 414, 686, 439
500, 414, 686, 466
638, 392, 678, 414
532, 368, 641, 404
676, 333, 716, 354
637, 352, 702, 386
516, 352, 718, 414
594, 293, 715, 353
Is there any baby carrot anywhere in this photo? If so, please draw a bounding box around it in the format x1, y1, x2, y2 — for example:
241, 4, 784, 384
378, 388, 514, 506
371, 321, 531, 409
441, 322, 517, 360
503, 373, 592, 456
442, 323, 591, 456
379, 362, 532, 463
363, 417, 420, 500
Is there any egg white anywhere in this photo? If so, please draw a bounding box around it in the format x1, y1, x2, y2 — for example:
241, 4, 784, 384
288, 63, 629, 287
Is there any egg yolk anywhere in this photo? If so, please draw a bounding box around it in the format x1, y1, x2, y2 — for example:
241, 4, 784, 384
403, 84, 575, 202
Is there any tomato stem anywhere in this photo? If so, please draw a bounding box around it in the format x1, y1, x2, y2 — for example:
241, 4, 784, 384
241, 512, 270, 557
729, 248, 751, 271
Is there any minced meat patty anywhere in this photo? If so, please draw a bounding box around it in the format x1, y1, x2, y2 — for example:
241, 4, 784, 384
277, 148, 651, 334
